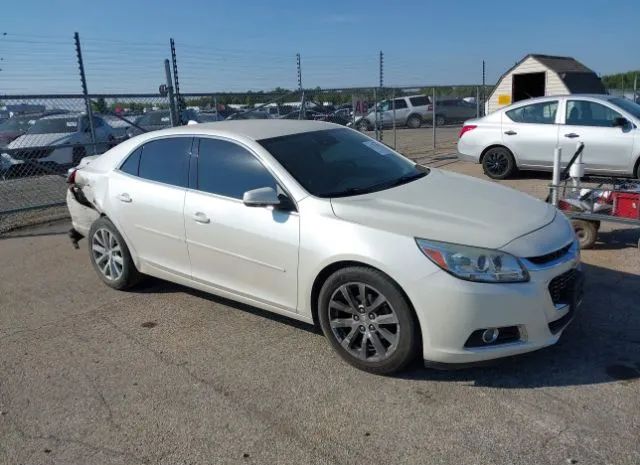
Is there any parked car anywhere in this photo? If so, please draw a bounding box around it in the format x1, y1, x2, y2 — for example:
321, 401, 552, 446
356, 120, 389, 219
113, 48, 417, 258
435, 99, 478, 124
354, 95, 434, 131
281, 109, 350, 126
66, 120, 581, 374
458, 94, 640, 179
226, 109, 273, 120
126, 109, 201, 137
1, 113, 114, 176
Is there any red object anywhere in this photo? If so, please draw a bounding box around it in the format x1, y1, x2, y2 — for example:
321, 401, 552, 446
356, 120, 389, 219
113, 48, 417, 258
612, 192, 640, 219
458, 125, 477, 138
67, 169, 77, 184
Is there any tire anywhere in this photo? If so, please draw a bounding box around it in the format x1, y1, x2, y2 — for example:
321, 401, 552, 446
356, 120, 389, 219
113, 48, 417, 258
318, 266, 419, 375
572, 219, 598, 249
435, 114, 446, 126
406, 114, 422, 129
635, 159, 640, 180
356, 120, 370, 131
72, 145, 87, 165
88, 217, 143, 290
482, 146, 517, 179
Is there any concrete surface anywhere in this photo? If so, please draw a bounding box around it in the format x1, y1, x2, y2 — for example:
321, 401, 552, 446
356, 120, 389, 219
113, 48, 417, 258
1, 160, 639, 465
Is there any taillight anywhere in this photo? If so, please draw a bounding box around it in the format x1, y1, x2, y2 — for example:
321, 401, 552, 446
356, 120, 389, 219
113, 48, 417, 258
458, 125, 477, 138
67, 169, 77, 184
427, 104, 433, 111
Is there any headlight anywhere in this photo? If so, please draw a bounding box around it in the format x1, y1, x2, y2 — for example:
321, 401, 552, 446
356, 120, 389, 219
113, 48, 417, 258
416, 238, 529, 283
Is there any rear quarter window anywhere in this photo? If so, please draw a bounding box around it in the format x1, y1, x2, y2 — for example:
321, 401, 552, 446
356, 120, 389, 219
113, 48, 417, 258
409, 96, 428, 107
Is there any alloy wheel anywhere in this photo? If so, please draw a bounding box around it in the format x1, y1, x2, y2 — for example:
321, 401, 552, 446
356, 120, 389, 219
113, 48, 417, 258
91, 228, 124, 281
484, 150, 509, 176
327, 282, 400, 362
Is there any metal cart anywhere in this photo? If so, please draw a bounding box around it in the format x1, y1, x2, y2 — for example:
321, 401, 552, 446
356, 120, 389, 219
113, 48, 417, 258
547, 143, 640, 250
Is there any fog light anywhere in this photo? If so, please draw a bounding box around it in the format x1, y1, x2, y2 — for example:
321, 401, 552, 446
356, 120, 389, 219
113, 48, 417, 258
481, 328, 499, 344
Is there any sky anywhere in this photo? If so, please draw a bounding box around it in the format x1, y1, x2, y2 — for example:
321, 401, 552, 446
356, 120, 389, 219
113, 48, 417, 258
0, 0, 638, 94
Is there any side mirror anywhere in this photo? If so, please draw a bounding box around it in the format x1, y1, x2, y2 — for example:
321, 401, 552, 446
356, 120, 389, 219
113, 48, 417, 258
613, 117, 629, 128
242, 187, 281, 208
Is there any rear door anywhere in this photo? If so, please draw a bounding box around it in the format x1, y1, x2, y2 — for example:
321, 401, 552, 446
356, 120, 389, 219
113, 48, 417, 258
559, 99, 634, 174
109, 136, 193, 277
183, 137, 300, 311
501, 100, 560, 167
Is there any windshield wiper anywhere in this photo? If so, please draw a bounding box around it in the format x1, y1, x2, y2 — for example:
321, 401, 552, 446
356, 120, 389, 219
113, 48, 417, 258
323, 170, 428, 198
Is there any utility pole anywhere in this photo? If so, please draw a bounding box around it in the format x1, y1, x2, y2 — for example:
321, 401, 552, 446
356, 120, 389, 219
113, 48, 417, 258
379, 50, 384, 142
170, 38, 183, 123
296, 53, 304, 120
634, 73, 638, 102
74, 32, 96, 155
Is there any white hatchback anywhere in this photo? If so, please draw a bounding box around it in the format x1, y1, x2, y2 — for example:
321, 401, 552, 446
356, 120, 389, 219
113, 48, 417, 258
67, 120, 582, 374
458, 94, 640, 179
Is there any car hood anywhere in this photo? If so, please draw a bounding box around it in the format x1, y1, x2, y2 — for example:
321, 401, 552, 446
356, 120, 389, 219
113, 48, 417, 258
7, 132, 72, 148
330, 169, 558, 252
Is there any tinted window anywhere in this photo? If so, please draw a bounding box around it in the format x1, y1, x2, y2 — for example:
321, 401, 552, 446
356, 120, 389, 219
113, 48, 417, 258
409, 96, 429, 106
393, 99, 408, 109
197, 138, 276, 199
120, 147, 142, 175
259, 128, 427, 198
566, 100, 623, 127
138, 137, 191, 187
506, 101, 558, 124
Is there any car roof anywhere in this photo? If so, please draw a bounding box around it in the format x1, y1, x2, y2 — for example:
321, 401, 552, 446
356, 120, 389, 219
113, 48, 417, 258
145, 119, 342, 141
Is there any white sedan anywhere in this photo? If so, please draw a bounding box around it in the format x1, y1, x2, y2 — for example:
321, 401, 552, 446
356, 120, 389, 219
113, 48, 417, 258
67, 120, 582, 374
458, 94, 640, 179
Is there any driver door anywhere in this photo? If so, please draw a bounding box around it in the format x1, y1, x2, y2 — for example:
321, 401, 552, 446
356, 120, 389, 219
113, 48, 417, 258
183, 137, 300, 311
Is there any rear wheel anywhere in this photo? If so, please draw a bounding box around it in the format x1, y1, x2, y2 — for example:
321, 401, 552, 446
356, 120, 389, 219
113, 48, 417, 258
482, 146, 516, 179
88, 217, 143, 290
318, 267, 419, 375
406, 114, 422, 129
572, 219, 598, 249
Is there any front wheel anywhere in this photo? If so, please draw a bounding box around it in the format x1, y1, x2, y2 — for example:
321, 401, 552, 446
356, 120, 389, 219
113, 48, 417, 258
435, 114, 446, 126
356, 120, 370, 131
572, 219, 598, 249
482, 146, 516, 179
318, 267, 419, 375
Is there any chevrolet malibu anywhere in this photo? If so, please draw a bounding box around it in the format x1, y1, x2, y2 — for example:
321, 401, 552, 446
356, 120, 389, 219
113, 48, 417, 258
67, 120, 583, 374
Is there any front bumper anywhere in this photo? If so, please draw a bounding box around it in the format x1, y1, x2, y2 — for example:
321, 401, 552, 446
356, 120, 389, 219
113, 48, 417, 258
406, 243, 582, 365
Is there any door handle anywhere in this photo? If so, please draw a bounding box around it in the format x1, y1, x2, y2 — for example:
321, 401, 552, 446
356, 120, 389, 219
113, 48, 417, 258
192, 212, 210, 224
564, 133, 580, 138
504, 130, 517, 135
117, 193, 132, 203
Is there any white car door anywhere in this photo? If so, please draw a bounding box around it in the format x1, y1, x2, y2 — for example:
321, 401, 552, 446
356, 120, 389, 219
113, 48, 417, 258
109, 136, 193, 277
184, 137, 300, 311
559, 99, 635, 174
501, 100, 560, 167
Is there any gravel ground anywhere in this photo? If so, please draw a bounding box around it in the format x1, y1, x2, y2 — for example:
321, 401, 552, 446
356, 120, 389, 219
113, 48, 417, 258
1, 150, 639, 464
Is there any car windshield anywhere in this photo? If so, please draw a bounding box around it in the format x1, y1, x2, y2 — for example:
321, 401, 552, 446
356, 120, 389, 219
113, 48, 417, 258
610, 98, 640, 120
28, 118, 78, 134
259, 128, 428, 198
0, 117, 35, 131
